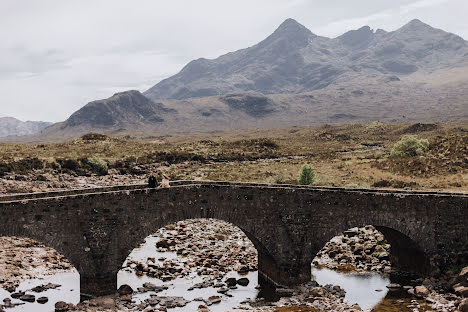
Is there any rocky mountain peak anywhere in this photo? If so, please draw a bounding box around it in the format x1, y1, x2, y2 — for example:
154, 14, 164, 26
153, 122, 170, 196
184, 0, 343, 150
338, 25, 375, 47
272, 18, 313, 37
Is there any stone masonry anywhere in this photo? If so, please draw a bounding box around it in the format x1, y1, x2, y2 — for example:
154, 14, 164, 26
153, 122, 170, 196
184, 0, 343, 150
0, 181, 466, 297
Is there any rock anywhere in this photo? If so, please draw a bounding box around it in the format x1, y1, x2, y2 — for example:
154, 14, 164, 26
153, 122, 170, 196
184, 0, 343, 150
387, 283, 401, 289
309, 287, 324, 297
205, 296, 221, 305
237, 278, 249, 286
37, 297, 48, 304
454, 285, 468, 297
10, 291, 25, 299
118, 284, 133, 296
460, 267, 468, 280
415, 285, 429, 297
459, 299, 468, 312
121, 295, 132, 302
31, 285, 46, 292
198, 304, 211, 312
55, 301, 69, 311
19, 294, 35, 302
225, 278, 237, 287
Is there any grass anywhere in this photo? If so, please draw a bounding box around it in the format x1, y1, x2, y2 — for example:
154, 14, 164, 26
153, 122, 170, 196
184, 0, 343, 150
0, 121, 467, 192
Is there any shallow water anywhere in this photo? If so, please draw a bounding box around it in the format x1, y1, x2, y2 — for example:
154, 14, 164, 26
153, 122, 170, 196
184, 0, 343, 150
311, 267, 390, 310
0, 271, 79, 312
117, 233, 259, 311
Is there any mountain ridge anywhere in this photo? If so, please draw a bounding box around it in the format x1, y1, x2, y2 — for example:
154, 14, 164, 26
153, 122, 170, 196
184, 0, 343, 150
0, 117, 52, 138
6, 18, 468, 141
144, 18, 468, 100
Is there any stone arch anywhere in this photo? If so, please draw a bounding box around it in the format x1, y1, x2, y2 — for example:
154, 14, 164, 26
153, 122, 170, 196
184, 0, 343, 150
0, 229, 81, 277
374, 226, 429, 275
0, 234, 79, 289
309, 222, 430, 277
117, 217, 278, 288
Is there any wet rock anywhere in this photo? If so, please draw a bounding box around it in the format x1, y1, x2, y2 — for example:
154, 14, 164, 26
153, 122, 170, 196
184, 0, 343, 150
237, 277, 249, 286
31, 285, 46, 292
225, 277, 237, 287
387, 283, 401, 289
55, 301, 69, 311
10, 291, 25, 299
205, 295, 221, 305
37, 296, 48, 304
118, 284, 133, 296
19, 294, 35, 302
139, 282, 167, 293
198, 304, 212, 312
157, 296, 189, 308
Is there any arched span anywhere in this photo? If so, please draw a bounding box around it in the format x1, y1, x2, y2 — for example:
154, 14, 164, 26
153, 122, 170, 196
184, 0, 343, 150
375, 226, 429, 275
116, 218, 279, 291
309, 224, 430, 277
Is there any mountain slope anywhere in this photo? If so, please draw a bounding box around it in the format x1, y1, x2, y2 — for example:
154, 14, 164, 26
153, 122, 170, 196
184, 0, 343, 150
0, 117, 52, 137
59, 90, 175, 131
144, 19, 467, 101
11, 18, 468, 141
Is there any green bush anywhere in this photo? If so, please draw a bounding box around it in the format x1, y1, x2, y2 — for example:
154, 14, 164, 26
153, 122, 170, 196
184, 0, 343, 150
298, 164, 316, 185
390, 135, 429, 157
87, 156, 108, 175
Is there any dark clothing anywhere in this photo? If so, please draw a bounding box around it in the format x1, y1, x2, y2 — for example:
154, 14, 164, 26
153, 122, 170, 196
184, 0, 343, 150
148, 176, 157, 188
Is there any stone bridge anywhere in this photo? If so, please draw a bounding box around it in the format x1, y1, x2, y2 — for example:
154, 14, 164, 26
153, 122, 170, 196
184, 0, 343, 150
0, 181, 466, 297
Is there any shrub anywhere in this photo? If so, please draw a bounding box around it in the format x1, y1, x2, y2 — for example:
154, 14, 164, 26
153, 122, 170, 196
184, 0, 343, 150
390, 135, 429, 157
87, 156, 108, 175
298, 164, 316, 185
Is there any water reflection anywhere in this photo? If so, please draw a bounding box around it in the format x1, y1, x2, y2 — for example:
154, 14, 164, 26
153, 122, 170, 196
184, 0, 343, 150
311, 267, 390, 310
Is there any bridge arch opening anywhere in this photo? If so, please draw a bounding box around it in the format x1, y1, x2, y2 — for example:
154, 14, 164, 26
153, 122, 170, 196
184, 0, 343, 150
116, 218, 277, 311
0, 236, 80, 311
310, 225, 431, 311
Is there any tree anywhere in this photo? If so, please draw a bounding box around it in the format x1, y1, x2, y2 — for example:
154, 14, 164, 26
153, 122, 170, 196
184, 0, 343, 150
298, 164, 316, 185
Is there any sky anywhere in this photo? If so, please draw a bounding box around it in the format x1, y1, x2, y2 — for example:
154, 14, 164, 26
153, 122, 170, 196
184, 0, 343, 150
0, 0, 467, 122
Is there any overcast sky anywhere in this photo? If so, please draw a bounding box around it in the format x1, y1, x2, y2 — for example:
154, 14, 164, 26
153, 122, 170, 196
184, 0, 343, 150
1, 0, 467, 122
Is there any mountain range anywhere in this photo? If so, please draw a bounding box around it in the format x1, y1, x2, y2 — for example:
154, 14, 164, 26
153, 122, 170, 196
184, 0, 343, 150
10, 18, 468, 140
0, 117, 52, 138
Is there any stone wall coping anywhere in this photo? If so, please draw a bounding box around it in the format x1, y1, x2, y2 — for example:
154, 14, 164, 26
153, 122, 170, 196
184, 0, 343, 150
0, 180, 466, 206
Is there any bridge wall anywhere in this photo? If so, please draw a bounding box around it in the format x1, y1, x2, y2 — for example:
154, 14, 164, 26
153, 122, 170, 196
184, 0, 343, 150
0, 182, 466, 296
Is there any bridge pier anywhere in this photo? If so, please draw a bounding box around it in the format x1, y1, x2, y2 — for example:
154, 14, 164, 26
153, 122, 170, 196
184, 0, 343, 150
80, 271, 117, 297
